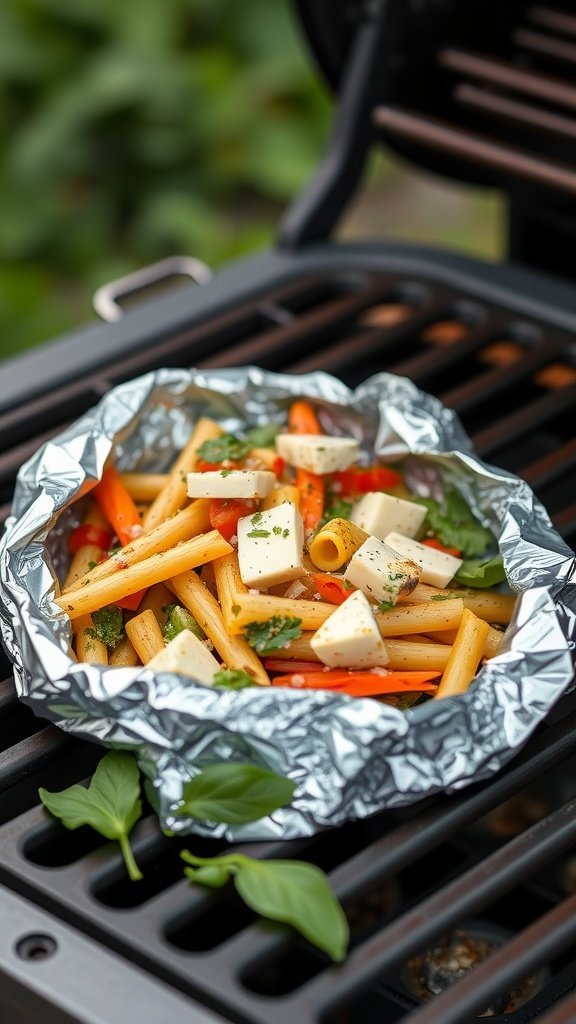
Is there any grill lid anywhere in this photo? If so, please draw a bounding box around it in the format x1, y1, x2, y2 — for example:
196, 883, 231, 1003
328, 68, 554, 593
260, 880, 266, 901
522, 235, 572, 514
288, 0, 576, 266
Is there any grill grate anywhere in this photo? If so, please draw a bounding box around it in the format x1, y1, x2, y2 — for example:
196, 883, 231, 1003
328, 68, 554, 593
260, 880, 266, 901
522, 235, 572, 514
1, 263, 575, 1023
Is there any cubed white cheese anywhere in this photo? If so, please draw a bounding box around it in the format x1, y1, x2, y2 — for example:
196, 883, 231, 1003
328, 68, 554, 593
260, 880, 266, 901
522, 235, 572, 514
187, 470, 275, 500
351, 492, 427, 541
275, 434, 360, 475
147, 629, 220, 685
345, 535, 421, 606
310, 590, 388, 668
384, 531, 463, 588
237, 502, 306, 588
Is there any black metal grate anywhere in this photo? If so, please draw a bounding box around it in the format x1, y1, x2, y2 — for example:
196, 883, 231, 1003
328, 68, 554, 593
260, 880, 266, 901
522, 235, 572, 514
1, 263, 576, 1023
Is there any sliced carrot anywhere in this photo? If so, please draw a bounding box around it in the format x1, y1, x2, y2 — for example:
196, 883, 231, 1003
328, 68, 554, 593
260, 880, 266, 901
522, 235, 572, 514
116, 589, 147, 611
271, 670, 440, 697
288, 400, 322, 435
312, 573, 354, 605
93, 466, 143, 547
296, 469, 325, 530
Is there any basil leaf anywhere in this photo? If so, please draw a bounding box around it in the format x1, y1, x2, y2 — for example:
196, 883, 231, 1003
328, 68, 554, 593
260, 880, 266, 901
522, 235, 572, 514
179, 763, 296, 824
181, 851, 349, 962
212, 669, 259, 690
244, 424, 281, 448
417, 489, 494, 559
39, 751, 142, 881
454, 555, 507, 589
184, 863, 231, 888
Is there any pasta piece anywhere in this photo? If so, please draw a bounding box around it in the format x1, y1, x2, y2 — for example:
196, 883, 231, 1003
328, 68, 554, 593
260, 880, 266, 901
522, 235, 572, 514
434, 609, 489, 699
64, 500, 211, 593
137, 583, 175, 628
63, 505, 110, 589
75, 614, 108, 665
375, 599, 464, 636
142, 417, 223, 532
109, 635, 140, 667
261, 485, 301, 512
309, 518, 368, 572
268, 634, 452, 672
213, 552, 247, 631
225, 592, 335, 635
125, 610, 165, 663
426, 625, 504, 659
170, 570, 270, 686
121, 473, 168, 502
56, 531, 232, 619
397, 583, 446, 603
458, 591, 516, 625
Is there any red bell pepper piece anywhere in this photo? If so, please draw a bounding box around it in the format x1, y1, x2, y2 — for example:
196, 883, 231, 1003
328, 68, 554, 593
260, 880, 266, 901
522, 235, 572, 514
422, 538, 462, 557
68, 524, 113, 554
312, 573, 354, 605
332, 466, 402, 494
209, 498, 258, 541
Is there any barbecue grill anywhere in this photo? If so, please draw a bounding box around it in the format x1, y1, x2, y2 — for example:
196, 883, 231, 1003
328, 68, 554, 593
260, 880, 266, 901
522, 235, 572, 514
2, 1, 576, 1021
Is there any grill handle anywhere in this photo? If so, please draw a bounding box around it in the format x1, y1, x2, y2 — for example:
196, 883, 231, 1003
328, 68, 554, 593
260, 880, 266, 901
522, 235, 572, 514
92, 255, 212, 322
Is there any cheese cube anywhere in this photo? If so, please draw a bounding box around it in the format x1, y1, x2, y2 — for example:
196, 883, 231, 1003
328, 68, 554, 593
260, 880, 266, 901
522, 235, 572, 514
147, 629, 220, 685
345, 535, 421, 606
187, 470, 275, 500
384, 531, 463, 587
351, 492, 427, 541
275, 434, 359, 475
310, 590, 388, 668
237, 502, 305, 588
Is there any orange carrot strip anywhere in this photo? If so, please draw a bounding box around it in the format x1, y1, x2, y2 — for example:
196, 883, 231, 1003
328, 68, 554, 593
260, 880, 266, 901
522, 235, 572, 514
296, 468, 325, 530
93, 466, 142, 547
271, 670, 439, 697
288, 401, 322, 435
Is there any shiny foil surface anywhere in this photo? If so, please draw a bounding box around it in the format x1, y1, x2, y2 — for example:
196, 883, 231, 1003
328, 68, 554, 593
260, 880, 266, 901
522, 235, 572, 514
1, 367, 575, 841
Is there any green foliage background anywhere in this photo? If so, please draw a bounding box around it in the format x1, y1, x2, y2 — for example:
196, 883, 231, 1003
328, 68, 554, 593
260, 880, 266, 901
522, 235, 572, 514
0, 0, 330, 356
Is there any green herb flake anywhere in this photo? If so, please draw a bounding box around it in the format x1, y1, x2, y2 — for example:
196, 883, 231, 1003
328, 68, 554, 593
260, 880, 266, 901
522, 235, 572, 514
86, 606, 124, 651
231, 603, 241, 617
220, 469, 233, 478
430, 594, 460, 602
282, 528, 290, 538
196, 434, 251, 464
251, 512, 263, 525
212, 669, 258, 690
273, 526, 282, 536
163, 605, 206, 644
247, 529, 270, 539
244, 616, 302, 654
378, 600, 394, 613
39, 751, 143, 882
181, 850, 349, 962
86, 560, 98, 571
244, 424, 281, 448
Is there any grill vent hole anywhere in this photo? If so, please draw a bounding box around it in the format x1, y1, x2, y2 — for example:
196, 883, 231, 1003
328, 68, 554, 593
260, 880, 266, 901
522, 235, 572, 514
15, 933, 58, 961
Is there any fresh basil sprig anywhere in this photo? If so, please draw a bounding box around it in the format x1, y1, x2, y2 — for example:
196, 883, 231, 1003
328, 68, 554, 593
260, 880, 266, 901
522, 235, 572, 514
39, 751, 143, 881
181, 850, 349, 962
454, 555, 506, 589
212, 668, 259, 690
178, 763, 295, 824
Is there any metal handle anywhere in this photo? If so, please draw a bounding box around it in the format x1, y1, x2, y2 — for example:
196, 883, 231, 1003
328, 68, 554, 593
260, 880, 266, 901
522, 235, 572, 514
92, 255, 212, 322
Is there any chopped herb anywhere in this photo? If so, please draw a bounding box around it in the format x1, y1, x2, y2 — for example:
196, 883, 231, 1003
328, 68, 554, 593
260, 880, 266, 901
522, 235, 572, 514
247, 529, 270, 539
251, 512, 263, 525
108, 543, 121, 557
343, 578, 354, 591
244, 424, 281, 448
378, 600, 394, 613
416, 489, 494, 559
244, 616, 303, 654
212, 669, 259, 690
196, 434, 251, 464
273, 526, 282, 536
231, 603, 241, 617
180, 471, 187, 484
163, 605, 206, 643
319, 497, 353, 528
282, 528, 290, 538
86, 606, 124, 651
430, 594, 460, 601
220, 469, 233, 478
87, 560, 98, 571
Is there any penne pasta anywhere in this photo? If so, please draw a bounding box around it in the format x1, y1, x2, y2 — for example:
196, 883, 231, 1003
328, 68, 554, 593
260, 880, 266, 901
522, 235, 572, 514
142, 417, 222, 532
121, 473, 168, 502
309, 518, 368, 572
376, 598, 464, 637
434, 609, 490, 699
75, 613, 108, 665
56, 531, 232, 620
261, 485, 301, 511
64, 500, 211, 593
109, 634, 140, 667
225, 592, 336, 635
125, 610, 165, 663
170, 570, 270, 686
457, 590, 516, 624
137, 583, 174, 628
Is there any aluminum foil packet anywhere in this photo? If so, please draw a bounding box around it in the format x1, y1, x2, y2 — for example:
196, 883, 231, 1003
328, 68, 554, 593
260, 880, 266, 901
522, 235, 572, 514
1, 367, 575, 841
